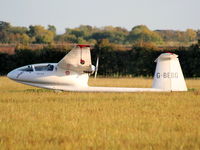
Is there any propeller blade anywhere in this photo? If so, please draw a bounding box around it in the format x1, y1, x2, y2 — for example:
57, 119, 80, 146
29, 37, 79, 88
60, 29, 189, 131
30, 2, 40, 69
94, 56, 99, 78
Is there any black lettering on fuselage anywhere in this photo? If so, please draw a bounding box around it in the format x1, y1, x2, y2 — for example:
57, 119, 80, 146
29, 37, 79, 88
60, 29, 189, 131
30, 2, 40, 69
156, 73, 160, 78
156, 72, 178, 79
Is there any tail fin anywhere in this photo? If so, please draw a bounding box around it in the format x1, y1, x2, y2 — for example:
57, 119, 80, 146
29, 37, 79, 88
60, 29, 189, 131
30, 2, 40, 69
58, 44, 91, 68
57, 44, 94, 73
152, 53, 187, 91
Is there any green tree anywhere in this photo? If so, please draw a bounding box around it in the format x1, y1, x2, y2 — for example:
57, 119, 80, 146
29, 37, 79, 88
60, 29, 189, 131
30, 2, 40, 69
0, 21, 10, 31
55, 34, 77, 43
8, 26, 28, 34
185, 29, 197, 42
7, 26, 30, 44
48, 25, 56, 34
197, 30, 200, 40
28, 25, 54, 43
48, 25, 56, 41
91, 26, 128, 44
128, 25, 163, 44
0, 21, 11, 43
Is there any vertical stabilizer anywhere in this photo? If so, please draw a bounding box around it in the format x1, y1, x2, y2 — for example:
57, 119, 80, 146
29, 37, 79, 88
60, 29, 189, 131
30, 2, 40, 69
56, 44, 92, 87
57, 44, 91, 69
152, 53, 187, 91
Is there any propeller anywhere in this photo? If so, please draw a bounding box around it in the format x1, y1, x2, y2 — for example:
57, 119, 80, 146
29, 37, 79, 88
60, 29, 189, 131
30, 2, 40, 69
94, 56, 99, 78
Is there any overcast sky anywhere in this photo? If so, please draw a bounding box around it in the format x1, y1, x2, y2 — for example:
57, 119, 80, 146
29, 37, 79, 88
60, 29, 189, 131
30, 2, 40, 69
0, 0, 200, 33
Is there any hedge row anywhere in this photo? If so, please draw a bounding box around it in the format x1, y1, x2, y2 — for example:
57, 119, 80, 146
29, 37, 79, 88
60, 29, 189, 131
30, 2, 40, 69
1, 44, 200, 77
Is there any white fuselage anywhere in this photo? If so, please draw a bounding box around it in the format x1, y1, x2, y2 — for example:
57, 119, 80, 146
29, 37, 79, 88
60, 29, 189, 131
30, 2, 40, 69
7, 63, 89, 89
7, 63, 163, 92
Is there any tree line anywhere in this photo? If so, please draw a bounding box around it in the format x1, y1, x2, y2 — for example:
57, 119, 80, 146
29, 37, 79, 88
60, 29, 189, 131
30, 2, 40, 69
0, 21, 199, 46
1, 41, 200, 77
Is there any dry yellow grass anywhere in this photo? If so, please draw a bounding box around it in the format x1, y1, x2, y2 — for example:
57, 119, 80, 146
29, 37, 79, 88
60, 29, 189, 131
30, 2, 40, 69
0, 77, 200, 150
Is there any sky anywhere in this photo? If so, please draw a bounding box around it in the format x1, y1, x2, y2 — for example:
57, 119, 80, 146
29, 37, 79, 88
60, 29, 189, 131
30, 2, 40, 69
0, 0, 200, 33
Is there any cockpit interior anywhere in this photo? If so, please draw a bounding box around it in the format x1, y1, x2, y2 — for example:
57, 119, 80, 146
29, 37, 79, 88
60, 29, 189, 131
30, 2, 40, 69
19, 64, 54, 72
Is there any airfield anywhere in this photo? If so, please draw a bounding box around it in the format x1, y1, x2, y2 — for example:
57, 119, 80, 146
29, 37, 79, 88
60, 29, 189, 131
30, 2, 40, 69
0, 77, 200, 150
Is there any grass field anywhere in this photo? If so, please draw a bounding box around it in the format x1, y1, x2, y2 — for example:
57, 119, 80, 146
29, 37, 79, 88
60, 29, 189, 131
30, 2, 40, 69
0, 77, 200, 150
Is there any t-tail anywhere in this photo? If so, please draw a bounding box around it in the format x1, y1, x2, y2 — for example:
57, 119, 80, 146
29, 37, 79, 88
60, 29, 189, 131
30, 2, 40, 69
152, 53, 187, 91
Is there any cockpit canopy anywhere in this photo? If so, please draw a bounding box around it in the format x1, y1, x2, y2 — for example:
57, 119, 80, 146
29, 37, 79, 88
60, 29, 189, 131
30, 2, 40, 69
18, 64, 55, 72
34, 64, 54, 71
19, 65, 33, 72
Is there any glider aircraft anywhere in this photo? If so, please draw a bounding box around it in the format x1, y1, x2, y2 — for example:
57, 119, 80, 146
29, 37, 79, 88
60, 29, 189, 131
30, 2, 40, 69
7, 44, 187, 92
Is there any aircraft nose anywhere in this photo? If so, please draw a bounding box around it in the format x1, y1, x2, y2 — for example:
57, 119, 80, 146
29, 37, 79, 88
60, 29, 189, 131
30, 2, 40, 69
7, 70, 15, 80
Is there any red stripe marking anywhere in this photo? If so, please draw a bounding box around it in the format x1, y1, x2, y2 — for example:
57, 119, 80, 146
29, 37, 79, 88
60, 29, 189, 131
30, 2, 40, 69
77, 44, 90, 48
165, 51, 174, 55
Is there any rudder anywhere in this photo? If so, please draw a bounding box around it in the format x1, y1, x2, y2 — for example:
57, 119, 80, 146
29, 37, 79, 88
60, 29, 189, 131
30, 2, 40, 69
152, 53, 187, 91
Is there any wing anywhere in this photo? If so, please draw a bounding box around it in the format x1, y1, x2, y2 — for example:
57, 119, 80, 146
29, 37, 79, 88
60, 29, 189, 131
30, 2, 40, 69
57, 45, 93, 73
50, 86, 164, 92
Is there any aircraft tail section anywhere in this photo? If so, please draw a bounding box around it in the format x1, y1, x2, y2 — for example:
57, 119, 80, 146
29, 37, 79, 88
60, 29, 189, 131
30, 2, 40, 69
57, 48, 187, 92
57, 45, 94, 73
152, 53, 187, 91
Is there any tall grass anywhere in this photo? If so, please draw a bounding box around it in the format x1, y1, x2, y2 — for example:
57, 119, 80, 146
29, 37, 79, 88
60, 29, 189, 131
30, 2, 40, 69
0, 77, 200, 150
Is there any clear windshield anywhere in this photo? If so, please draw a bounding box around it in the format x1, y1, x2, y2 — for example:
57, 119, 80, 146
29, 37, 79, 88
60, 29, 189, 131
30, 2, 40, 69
34, 64, 54, 71
19, 65, 33, 72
